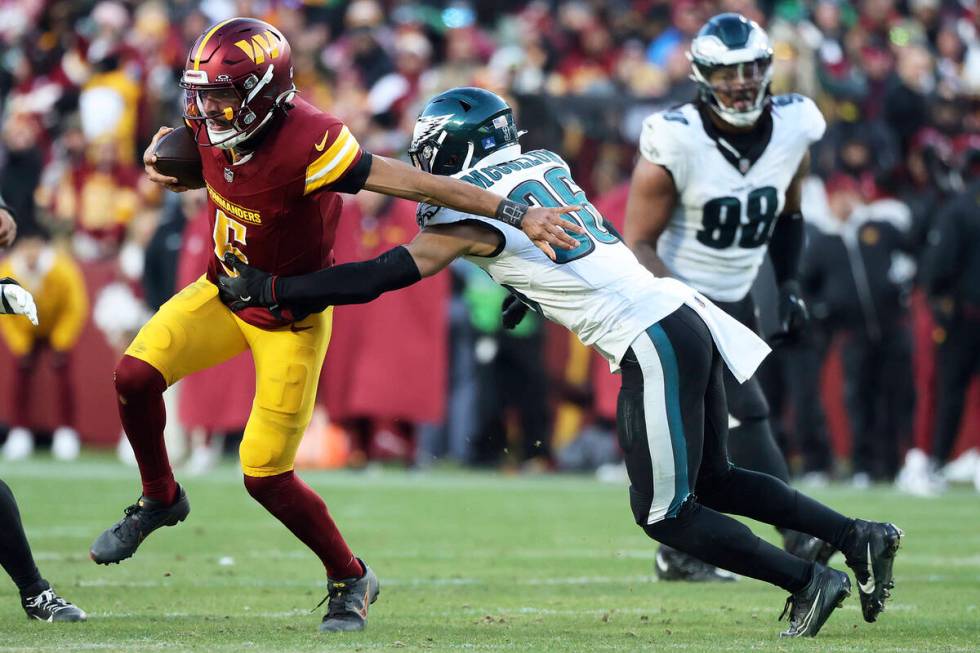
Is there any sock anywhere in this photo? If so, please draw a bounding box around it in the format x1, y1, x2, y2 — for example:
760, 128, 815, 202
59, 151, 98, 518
644, 500, 813, 593
53, 351, 76, 425
727, 419, 820, 549
114, 355, 177, 504
0, 479, 49, 597
699, 466, 854, 550
12, 356, 33, 427
244, 471, 363, 579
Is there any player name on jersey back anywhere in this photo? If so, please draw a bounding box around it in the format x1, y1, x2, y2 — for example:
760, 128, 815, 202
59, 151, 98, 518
416, 147, 768, 373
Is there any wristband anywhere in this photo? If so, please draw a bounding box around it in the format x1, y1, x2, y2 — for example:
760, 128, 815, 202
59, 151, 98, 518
495, 199, 528, 228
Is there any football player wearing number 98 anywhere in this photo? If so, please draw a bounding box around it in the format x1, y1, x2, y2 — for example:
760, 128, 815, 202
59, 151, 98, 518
218, 86, 903, 638
624, 13, 836, 580
88, 17, 583, 635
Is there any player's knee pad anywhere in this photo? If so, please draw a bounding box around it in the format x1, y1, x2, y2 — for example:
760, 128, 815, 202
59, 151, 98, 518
114, 355, 167, 402
239, 407, 307, 476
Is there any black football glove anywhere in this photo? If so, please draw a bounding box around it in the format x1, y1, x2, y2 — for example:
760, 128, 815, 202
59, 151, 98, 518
217, 254, 279, 313
776, 280, 809, 340
501, 293, 529, 330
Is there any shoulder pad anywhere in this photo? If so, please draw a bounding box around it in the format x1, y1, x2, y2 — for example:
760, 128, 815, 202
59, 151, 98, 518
301, 114, 362, 195
772, 94, 825, 144
638, 109, 691, 185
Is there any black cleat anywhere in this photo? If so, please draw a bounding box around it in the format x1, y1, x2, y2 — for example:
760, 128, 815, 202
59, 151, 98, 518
842, 520, 903, 623
319, 560, 380, 632
90, 486, 190, 565
22, 588, 87, 622
654, 545, 737, 582
779, 564, 850, 638
784, 530, 837, 566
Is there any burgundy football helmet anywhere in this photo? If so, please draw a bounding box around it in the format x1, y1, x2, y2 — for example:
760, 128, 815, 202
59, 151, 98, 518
180, 17, 295, 149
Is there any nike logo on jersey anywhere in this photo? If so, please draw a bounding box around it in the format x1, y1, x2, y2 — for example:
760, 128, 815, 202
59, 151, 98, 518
314, 130, 330, 152
857, 543, 875, 594
290, 324, 313, 332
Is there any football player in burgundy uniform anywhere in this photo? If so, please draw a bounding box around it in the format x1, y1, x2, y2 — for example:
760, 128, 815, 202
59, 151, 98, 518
89, 17, 581, 634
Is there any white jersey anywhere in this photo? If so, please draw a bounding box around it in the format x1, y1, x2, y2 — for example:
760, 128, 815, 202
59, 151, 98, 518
416, 146, 770, 380
639, 94, 826, 302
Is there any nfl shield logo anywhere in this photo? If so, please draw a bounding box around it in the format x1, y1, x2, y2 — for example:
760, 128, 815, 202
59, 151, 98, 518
738, 158, 750, 174
224, 168, 234, 183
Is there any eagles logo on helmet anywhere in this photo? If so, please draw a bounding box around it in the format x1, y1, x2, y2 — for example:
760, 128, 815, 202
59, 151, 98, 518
408, 88, 523, 176
688, 13, 773, 128
180, 17, 296, 150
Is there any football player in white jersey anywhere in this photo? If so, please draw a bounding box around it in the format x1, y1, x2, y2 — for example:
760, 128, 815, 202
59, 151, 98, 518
624, 13, 832, 579
219, 87, 902, 637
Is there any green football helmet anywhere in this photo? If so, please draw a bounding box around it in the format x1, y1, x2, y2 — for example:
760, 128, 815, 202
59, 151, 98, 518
688, 13, 773, 128
408, 87, 522, 176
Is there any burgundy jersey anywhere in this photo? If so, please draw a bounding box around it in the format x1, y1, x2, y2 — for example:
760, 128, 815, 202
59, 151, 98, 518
199, 96, 364, 327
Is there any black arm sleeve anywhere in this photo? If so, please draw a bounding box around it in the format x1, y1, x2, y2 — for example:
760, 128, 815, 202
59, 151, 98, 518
769, 210, 805, 285
329, 151, 373, 195
275, 245, 421, 313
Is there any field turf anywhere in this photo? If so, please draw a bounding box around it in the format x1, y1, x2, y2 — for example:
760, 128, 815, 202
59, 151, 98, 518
0, 454, 977, 652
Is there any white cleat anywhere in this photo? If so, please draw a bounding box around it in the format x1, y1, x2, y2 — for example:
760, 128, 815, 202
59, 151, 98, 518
942, 448, 979, 484
595, 462, 628, 484
182, 437, 223, 476
895, 448, 945, 497
116, 432, 138, 467
52, 426, 81, 461
2, 427, 34, 461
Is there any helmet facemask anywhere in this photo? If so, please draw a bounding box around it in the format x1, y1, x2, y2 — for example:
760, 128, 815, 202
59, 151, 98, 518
692, 56, 773, 128
408, 115, 464, 175
688, 13, 774, 129
180, 65, 294, 150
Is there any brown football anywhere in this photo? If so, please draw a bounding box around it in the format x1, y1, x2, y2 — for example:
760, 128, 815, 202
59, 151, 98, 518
153, 126, 205, 189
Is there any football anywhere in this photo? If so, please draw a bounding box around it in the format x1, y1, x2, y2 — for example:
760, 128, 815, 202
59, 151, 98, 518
153, 126, 205, 189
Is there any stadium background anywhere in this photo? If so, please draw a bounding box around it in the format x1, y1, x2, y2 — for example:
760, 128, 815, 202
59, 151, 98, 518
0, 0, 978, 483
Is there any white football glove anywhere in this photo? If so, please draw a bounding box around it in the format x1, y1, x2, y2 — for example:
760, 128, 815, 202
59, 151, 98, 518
0, 277, 38, 326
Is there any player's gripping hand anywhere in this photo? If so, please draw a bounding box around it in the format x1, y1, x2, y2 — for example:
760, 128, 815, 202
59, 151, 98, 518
501, 293, 529, 330
521, 206, 585, 262
776, 280, 809, 340
144, 127, 190, 193
0, 278, 38, 326
216, 254, 278, 312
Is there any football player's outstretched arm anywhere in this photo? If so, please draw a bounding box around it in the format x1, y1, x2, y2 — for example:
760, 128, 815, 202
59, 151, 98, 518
218, 222, 499, 314
624, 157, 677, 278
362, 155, 583, 261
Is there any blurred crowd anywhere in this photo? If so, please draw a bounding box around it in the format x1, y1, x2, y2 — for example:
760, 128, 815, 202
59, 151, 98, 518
0, 0, 977, 493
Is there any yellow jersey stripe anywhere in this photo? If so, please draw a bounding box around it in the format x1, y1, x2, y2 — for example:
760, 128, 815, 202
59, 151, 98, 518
305, 126, 352, 178
193, 18, 237, 71
304, 136, 359, 194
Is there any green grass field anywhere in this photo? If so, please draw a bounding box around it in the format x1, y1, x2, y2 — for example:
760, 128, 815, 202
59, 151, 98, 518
0, 455, 977, 652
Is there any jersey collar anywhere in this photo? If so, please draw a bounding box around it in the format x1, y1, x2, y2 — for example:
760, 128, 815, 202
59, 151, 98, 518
698, 103, 773, 175
467, 144, 523, 171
